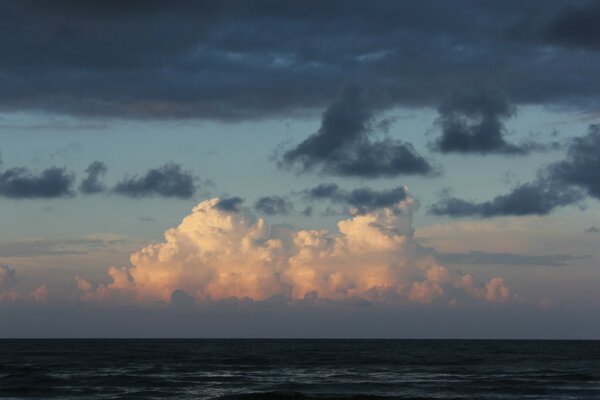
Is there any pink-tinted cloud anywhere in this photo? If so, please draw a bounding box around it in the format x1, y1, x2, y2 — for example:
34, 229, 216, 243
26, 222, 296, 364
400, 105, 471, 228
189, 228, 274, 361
81, 196, 511, 306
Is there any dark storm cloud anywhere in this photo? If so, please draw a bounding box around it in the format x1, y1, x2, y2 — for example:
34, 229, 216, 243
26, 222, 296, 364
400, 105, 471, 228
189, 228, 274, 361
432, 89, 541, 155
113, 163, 197, 199
79, 161, 107, 194
429, 179, 583, 218
545, 1, 600, 50
281, 85, 433, 177
215, 197, 244, 212
1, 1, 599, 120
0, 166, 75, 199
254, 196, 293, 215
305, 183, 407, 212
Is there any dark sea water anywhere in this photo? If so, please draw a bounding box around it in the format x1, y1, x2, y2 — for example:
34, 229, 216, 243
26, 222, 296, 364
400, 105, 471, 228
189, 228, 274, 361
1, 340, 599, 399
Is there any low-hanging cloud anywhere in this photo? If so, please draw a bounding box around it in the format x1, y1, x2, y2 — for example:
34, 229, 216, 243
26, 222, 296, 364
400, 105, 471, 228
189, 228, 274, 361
0, 266, 17, 290
254, 195, 293, 216
426, 249, 587, 267
433, 89, 542, 155
113, 163, 198, 199
80, 196, 511, 306
0, 265, 18, 302
280, 85, 434, 178
430, 179, 583, 218
0, 166, 75, 199
215, 196, 244, 212
305, 183, 409, 213
430, 124, 600, 218
549, 124, 600, 199
79, 161, 107, 194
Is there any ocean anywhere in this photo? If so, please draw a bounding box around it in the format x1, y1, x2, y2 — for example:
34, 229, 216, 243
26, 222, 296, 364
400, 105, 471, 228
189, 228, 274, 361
1, 340, 599, 399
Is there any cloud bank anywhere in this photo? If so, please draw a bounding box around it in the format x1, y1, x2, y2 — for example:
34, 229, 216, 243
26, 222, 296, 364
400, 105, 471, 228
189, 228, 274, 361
1, 1, 600, 120
81, 196, 511, 306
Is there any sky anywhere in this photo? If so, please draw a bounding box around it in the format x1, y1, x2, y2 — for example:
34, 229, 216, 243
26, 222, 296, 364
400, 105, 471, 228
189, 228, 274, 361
1, 0, 600, 338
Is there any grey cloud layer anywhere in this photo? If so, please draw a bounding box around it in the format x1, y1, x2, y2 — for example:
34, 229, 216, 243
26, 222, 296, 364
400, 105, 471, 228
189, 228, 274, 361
428, 249, 587, 267
1, 1, 600, 120
0, 237, 130, 257
544, 1, 600, 50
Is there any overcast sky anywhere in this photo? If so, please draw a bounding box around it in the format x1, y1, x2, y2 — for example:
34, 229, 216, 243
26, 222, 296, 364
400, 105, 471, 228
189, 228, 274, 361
1, 0, 599, 338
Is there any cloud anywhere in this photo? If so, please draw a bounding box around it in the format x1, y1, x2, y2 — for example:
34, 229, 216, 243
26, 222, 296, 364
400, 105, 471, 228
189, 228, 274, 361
545, 1, 600, 50
427, 249, 587, 267
29, 285, 48, 302
0, 266, 17, 290
548, 124, 600, 199
1, 2, 600, 120
430, 124, 600, 218
81, 196, 511, 306
254, 196, 293, 215
113, 163, 197, 199
430, 179, 583, 218
304, 183, 409, 213
79, 161, 107, 194
0, 166, 75, 199
280, 85, 434, 177
75, 276, 92, 292
432, 88, 542, 155
0, 236, 131, 257
0, 265, 18, 302
585, 226, 599, 234
215, 196, 244, 212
